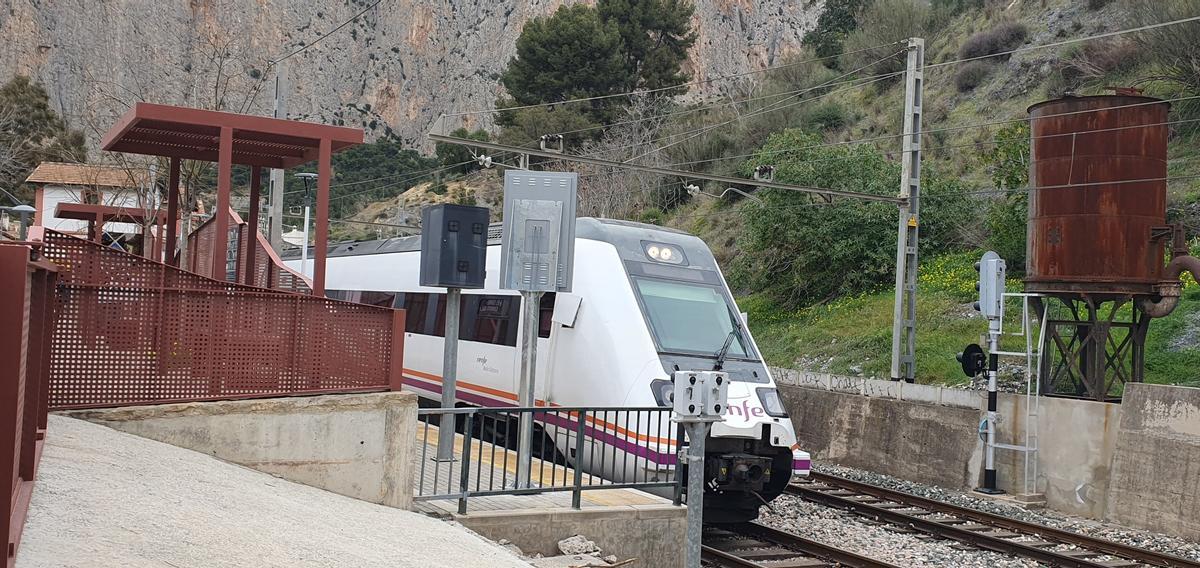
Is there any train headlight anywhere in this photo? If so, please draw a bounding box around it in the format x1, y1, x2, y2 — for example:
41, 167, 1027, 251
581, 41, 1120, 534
642, 241, 686, 265
650, 379, 674, 407
756, 388, 789, 418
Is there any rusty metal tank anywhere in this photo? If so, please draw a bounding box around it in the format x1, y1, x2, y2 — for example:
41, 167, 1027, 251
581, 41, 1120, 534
1025, 95, 1171, 296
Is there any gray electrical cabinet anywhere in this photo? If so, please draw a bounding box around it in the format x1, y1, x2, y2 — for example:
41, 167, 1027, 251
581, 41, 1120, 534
419, 204, 490, 289
499, 171, 578, 292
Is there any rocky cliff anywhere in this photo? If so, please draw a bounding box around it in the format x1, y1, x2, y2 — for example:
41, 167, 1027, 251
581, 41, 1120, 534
0, 0, 821, 148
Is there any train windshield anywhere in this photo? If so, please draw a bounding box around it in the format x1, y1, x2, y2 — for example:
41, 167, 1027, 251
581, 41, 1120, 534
633, 277, 754, 360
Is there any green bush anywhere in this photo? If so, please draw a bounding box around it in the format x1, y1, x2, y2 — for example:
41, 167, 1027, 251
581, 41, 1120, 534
639, 208, 665, 225
801, 0, 873, 66
733, 129, 973, 307
801, 102, 849, 131
958, 22, 1028, 60
954, 61, 992, 92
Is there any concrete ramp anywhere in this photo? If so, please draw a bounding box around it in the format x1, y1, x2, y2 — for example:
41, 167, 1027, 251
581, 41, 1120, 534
17, 415, 530, 568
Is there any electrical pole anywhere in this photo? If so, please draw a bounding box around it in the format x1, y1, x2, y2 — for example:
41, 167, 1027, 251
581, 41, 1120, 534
268, 60, 288, 252
890, 37, 924, 383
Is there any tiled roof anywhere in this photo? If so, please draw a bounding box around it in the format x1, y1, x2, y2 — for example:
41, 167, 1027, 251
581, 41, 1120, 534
25, 162, 147, 188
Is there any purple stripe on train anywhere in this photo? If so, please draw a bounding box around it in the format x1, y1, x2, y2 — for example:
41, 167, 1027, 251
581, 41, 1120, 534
404, 376, 679, 465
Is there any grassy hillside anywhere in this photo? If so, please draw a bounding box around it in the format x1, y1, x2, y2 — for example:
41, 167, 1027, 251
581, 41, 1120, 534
739, 251, 1200, 388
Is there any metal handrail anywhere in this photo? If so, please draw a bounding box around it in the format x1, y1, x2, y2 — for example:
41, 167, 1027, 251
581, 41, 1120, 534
415, 405, 683, 514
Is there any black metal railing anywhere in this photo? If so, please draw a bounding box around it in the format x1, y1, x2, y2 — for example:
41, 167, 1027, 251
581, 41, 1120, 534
415, 406, 683, 514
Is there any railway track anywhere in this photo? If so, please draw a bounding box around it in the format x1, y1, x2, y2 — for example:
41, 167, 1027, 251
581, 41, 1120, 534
786, 472, 1200, 568
702, 522, 902, 568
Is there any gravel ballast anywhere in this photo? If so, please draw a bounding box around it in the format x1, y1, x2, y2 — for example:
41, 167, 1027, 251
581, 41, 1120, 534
18, 415, 531, 568
760, 463, 1200, 565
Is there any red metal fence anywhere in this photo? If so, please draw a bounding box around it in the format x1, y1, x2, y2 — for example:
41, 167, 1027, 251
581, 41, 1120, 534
187, 207, 311, 293
1, 242, 57, 568
39, 229, 404, 410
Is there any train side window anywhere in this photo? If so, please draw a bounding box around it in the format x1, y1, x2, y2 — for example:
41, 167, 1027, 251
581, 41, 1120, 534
404, 293, 430, 334
432, 293, 447, 337
359, 291, 395, 307
538, 293, 556, 339
467, 295, 518, 346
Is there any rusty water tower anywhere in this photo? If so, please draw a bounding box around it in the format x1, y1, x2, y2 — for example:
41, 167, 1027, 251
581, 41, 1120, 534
1026, 93, 1200, 401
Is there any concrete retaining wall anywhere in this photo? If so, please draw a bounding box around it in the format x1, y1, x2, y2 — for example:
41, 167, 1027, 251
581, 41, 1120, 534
64, 391, 418, 509
778, 384, 984, 490
779, 373, 1200, 539
994, 394, 1121, 518
1106, 384, 1200, 540
455, 505, 686, 568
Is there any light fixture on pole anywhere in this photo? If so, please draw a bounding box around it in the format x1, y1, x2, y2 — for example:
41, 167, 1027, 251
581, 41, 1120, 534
296, 172, 317, 278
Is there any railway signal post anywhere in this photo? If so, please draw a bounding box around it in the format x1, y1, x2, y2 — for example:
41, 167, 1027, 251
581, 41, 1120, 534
673, 371, 729, 568
974, 251, 1006, 494
499, 171, 578, 488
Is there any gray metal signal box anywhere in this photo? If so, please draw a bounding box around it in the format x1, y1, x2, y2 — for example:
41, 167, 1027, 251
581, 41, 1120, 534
976, 250, 1006, 326
499, 171, 578, 292
419, 204, 490, 289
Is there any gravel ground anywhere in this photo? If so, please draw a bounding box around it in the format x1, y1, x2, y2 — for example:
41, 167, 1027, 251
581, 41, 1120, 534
18, 415, 531, 568
799, 463, 1200, 563
757, 493, 1043, 568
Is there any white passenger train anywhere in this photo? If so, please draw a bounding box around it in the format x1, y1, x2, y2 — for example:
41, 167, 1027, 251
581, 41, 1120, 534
284, 217, 809, 521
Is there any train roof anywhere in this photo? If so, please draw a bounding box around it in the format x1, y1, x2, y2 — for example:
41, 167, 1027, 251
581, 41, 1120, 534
281, 217, 695, 261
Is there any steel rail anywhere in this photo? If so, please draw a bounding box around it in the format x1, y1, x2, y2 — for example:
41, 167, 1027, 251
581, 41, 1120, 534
703, 522, 904, 568
795, 473, 1200, 568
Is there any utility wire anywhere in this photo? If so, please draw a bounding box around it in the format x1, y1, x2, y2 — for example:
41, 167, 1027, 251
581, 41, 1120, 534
445, 40, 908, 118
271, 0, 387, 65
546, 69, 906, 144
600, 53, 907, 164
926, 15, 1200, 70
654, 116, 1200, 173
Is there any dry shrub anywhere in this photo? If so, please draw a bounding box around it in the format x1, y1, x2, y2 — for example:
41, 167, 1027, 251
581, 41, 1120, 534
954, 61, 992, 92
959, 22, 1028, 60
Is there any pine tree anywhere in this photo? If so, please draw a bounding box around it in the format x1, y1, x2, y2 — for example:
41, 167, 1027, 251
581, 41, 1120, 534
597, 0, 698, 93
0, 75, 87, 202
498, 4, 630, 126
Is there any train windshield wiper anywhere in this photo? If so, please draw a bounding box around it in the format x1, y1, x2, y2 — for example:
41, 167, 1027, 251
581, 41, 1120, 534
712, 316, 745, 371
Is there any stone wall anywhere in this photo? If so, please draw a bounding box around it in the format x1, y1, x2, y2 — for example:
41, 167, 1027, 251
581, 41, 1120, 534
66, 391, 418, 510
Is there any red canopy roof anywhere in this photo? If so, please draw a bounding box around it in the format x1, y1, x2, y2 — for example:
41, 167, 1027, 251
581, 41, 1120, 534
101, 103, 363, 169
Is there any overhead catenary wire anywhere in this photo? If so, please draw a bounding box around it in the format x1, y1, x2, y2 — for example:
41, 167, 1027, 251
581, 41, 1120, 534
646, 93, 1200, 173
428, 130, 902, 204
650, 115, 1200, 174
544, 69, 907, 145
597, 52, 908, 164
443, 39, 909, 119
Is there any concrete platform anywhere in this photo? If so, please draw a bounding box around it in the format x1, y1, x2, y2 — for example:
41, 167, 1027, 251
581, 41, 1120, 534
17, 415, 530, 568
412, 422, 672, 516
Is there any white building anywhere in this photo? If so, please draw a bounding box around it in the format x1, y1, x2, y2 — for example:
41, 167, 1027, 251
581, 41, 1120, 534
25, 162, 150, 238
